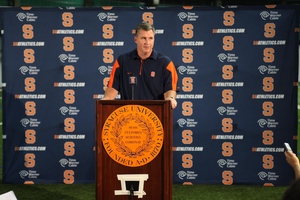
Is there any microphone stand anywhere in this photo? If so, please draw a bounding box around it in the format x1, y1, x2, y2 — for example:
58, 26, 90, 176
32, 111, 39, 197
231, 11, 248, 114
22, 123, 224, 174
128, 73, 136, 100
130, 184, 134, 200
131, 84, 134, 100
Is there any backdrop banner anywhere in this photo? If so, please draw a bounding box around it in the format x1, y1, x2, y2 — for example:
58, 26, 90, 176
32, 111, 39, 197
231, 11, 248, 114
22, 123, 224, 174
1, 5, 299, 186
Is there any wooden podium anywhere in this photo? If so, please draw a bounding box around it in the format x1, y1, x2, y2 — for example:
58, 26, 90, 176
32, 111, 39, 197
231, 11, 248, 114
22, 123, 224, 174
96, 100, 173, 200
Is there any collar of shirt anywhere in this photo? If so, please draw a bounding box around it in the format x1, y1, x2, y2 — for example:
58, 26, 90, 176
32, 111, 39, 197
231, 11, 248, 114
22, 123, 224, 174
130, 49, 158, 61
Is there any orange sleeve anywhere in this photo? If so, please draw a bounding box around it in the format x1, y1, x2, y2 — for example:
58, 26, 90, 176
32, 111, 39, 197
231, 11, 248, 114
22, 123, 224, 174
107, 60, 120, 88
166, 61, 178, 91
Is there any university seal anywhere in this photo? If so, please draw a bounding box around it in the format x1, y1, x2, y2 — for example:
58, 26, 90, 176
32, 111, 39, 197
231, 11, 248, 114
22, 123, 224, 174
102, 105, 164, 167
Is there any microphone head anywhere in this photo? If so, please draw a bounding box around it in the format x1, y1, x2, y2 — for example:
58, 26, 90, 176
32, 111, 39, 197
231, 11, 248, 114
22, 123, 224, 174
129, 76, 137, 85
128, 72, 137, 85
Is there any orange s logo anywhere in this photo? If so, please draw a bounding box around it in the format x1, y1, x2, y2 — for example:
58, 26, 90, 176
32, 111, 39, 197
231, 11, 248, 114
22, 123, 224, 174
263, 130, 274, 145
142, 12, 153, 25
264, 23, 275, 38
64, 89, 75, 104
222, 65, 233, 80
64, 118, 75, 132
262, 101, 273, 116
182, 48, 193, 63
25, 77, 35, 92
182, 130, 193, 144
182, 101, 193, 116
24, 49, 35, 63
62, 12, 73, 27
23, 24, 34, 39
64, 142, 75, 156
182, 24, 193, 39
223, 11, 234, 26
63, 37, 74, 51
263, 77, 274, 92
263, 155, 274, 169
222, 89, 233, 104
182, 154, 193, 168
222, 118, 233, 133
223, 36, 234, 51
222, 142, 233, 157
103, 49, 114, 63
64, 65, 75, 80
64, 170, 75, 184
24, 153, 35, 168
182, 77, 193, 92
103, 24, 113, 39
25, 101, 36, 116
25, 130, 36, 144
222, 171, 233, 185
263, 48, 275, 63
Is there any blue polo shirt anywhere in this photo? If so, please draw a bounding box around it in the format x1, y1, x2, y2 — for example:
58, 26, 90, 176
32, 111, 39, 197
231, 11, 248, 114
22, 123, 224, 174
108, 49, 178, 100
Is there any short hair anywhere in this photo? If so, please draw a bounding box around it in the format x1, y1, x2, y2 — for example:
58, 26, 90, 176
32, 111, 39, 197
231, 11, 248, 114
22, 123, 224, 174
135, 22, 155, 36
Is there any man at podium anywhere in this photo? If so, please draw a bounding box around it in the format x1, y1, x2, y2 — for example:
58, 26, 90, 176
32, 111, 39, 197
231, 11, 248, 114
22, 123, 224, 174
101, 22, 178, 109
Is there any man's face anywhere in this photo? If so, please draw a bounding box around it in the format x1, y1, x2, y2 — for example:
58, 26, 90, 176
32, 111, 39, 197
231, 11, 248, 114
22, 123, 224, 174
134, 29, 155, 57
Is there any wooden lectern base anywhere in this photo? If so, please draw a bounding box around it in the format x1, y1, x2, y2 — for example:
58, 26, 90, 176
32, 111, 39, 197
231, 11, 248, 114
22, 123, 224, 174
96, 100, 173, 200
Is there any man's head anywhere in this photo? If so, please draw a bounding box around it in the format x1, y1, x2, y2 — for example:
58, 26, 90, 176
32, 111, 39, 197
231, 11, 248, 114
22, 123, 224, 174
134, 22, 155, 59
135, 22, 155, 36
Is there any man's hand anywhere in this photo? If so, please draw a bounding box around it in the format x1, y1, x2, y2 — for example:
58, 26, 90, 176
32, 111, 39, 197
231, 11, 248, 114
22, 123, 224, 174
164, 90, 177, 109
101, 87, 118, 100
165, 96, 177, 109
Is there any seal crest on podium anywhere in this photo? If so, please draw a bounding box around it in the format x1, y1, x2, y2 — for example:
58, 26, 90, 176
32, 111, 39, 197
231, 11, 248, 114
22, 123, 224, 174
102, 105, 164, 167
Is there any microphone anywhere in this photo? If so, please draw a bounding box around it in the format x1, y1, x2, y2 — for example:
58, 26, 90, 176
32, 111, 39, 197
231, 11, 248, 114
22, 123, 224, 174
128, 72, 136, 100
